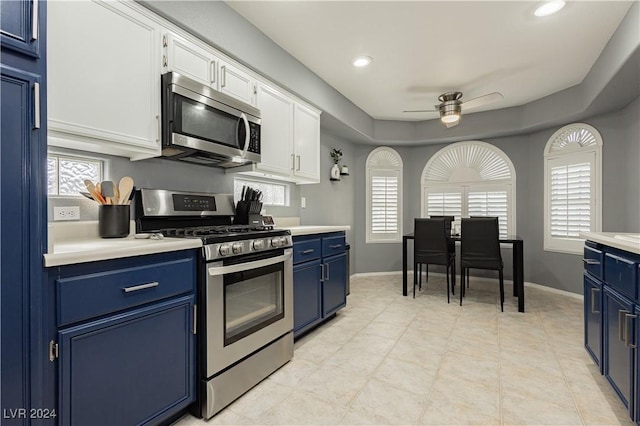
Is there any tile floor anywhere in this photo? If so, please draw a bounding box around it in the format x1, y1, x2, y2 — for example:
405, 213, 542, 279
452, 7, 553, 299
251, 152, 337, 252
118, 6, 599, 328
175, 274, 633, 425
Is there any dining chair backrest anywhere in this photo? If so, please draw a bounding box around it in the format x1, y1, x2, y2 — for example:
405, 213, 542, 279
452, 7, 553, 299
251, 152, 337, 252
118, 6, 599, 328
414, 218, 451, 264
460, 217, 502, 269
430, 215, 454, 235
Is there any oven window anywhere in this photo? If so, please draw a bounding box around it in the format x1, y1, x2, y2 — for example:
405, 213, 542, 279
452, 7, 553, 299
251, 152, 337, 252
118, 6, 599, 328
175, 95, 245, 150
224, 262, 284, 346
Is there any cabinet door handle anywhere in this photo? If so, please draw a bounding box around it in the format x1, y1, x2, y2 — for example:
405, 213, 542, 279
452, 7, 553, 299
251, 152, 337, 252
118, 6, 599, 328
319, 264, 325, 282
325, 263, 330, 281
302, 249, 314, 254
192, 304, 197, 335
31, 0, 38, 40
210, 60, 216, 84
625, 313, 637, 348
619, 310, 630, 343
330, 244, 342, 249
582, 259, 601, 265
591, 288, 600, 314
122, 281, 159, 293
221, 65, 226, 87
33, 82, 40, 129
296, 155, 301, 171
291, 154, 295, 171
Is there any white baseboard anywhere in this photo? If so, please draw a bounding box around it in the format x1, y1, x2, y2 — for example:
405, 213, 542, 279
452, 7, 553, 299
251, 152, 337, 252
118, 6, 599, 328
351, 270, 583, 300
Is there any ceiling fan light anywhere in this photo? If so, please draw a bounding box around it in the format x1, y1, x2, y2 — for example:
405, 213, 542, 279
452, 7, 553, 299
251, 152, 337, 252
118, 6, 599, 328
534, 0, 565, 17
441, 113, 460, 124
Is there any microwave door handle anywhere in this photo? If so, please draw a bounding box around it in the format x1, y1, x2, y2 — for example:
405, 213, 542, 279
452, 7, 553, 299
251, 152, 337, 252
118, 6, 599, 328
239, 112, 250, 158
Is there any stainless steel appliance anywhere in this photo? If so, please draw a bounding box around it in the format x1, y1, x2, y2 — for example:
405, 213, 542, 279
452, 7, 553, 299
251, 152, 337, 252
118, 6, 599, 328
161, 72, 261, 168
134, 189, 293, 419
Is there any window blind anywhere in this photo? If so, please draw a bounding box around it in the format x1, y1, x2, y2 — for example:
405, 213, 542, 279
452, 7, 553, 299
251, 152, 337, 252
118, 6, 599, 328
371, 175, 399, 234
426, 192, 462, 222
550, 162, 591, 238
468, 190, 509, 237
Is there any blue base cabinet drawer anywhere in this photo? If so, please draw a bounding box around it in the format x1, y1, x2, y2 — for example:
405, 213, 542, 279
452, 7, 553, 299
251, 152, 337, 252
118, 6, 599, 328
57, 256, 195, 326
293, 238, 321, 264
584, 243, 604, 280
58, 295, 195, 426
322, 234, 346, 257
605, 253, 638, 301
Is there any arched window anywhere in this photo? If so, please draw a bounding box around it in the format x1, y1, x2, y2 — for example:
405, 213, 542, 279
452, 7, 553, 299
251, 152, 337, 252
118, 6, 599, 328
366, 147, 403, 243
544, 123, 602, 254
421, 141, 516, 237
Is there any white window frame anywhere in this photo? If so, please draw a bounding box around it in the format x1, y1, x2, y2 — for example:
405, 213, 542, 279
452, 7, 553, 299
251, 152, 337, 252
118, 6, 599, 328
366, 147, 403, 243
47, 152, 104, 198
421, 141, 516, 238
543, 123, 602, 254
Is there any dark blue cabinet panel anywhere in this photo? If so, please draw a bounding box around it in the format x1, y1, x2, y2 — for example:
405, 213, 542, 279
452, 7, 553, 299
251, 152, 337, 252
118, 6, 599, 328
604, 286, 634, 414
322, 253, 347, 317
293, 260, 322, 333
1, 0, 47, 414
605, 253, 638, 301
58, 295, 195, 426
293, 238, 321, 264
584, 273, 603, 372
0, 0, 40, 57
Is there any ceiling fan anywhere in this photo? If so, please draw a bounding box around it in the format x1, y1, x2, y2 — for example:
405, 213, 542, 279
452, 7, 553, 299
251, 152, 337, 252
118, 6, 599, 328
403, 91, 503, 128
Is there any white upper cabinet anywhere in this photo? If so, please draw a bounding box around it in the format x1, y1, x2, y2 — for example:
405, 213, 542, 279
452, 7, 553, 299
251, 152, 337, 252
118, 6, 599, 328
293, 103, 321, 182
256, 83, 295, 176
236, 82, 320, 184
162, 32, 257, 106
162, 33, 216, 87
48, 1, 161, 160
218, 59, 257, 106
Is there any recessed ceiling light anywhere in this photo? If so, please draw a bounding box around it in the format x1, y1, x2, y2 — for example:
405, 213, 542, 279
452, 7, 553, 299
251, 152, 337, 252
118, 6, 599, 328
352, 56, 372, 68
534, 0, 565, 17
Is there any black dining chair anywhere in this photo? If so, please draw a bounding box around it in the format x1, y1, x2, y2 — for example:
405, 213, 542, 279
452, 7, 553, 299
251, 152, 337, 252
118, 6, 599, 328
460, 217, 504, 311
414, 218, 456, 302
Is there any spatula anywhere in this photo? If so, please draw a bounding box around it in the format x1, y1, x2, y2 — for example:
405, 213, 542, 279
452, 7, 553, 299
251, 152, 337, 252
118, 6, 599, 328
84, 179, 105, 204
101, 181, 115, 205
118, 176, 134, 205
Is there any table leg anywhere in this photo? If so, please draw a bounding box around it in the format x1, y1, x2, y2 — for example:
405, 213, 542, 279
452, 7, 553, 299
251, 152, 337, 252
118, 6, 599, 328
515, 240, 524, 312
403, 236, 408, 296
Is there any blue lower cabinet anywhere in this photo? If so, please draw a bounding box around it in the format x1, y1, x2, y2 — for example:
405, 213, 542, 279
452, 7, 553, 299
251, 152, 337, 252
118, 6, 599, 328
322, 252, 347, 317
293, 232, 348, 338
584, 273, 603, 372
58, 295, 195, 426
604, 286, 634, 415
293, 259, 322, 333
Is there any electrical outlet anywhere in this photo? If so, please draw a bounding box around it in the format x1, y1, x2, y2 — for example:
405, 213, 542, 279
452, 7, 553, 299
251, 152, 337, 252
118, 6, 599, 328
301, 197, 306, 208
54, 206, 80, 221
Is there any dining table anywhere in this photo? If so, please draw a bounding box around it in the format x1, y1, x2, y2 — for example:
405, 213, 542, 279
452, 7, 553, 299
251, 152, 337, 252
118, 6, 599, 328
402, 233, 525, 312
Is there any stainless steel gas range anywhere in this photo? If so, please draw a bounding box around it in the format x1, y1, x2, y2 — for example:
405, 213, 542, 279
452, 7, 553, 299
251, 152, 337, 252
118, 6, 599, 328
134, 189, 293, 419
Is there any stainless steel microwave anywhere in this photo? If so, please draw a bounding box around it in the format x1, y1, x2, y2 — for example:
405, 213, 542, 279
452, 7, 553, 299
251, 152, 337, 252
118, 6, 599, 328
160, 72, 261, 168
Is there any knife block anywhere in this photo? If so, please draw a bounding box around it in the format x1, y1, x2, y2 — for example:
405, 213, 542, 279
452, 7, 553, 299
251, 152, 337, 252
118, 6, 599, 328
234, 201, 262, 225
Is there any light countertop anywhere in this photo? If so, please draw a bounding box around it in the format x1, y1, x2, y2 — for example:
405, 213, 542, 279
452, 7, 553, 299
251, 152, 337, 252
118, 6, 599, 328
581, 232, 640, 255
44, 221, 202, 267
276, 225, 351, 236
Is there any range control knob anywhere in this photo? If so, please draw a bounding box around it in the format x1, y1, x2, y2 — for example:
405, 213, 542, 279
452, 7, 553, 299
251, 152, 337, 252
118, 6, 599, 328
219, 244, 232, 256
270, 237, 280, 248
232, 242, 244, 254
253, 239, 265, 250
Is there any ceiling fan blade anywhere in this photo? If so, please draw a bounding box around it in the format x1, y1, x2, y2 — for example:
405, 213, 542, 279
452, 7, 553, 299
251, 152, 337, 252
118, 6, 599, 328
445, 120, 459, 129
402, 109, 438, 113
461, 92, 503, 111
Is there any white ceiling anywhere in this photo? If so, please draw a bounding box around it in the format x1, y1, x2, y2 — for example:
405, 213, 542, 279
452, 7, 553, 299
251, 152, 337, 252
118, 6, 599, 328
227, 1, 634, 122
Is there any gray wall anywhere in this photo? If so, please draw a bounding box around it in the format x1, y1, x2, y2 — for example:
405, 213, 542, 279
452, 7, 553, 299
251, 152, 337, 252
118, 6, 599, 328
353, 97, 640, 293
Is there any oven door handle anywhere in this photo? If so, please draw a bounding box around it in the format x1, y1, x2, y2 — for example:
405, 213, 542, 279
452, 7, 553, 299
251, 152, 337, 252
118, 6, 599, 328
207, 252, 291, 276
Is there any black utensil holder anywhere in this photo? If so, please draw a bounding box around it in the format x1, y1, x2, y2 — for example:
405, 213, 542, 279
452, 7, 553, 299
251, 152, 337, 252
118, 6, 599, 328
235, 201, 262, 225
99, 205, 130, 238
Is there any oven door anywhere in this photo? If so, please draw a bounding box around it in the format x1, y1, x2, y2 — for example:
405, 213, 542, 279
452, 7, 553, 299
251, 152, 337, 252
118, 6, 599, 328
205, 248, 293, 377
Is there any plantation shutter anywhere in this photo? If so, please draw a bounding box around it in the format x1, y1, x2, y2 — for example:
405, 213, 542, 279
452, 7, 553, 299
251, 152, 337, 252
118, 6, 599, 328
549, 162, 592, 238
468, 189, 509, 237
370, 171, 399, 238
426, 190, 462, 223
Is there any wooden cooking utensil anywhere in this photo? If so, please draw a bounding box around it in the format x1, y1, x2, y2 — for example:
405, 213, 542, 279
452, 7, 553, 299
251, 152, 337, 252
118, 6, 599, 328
83, 179, 105, 204
118, 176, 134, 205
